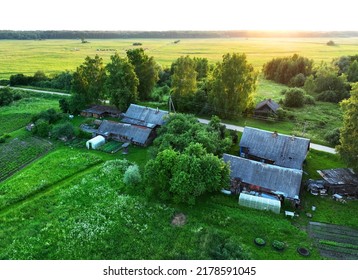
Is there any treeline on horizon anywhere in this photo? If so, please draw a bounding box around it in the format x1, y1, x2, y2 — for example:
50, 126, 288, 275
1, 30, 358, 40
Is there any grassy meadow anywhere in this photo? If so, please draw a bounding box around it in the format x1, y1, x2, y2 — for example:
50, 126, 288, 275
1, 37, 358, 78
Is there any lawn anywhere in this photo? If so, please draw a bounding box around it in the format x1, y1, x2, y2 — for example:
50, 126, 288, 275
1, 37, 358, 78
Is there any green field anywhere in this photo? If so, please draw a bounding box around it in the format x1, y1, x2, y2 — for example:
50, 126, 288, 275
1, 37, 358, 78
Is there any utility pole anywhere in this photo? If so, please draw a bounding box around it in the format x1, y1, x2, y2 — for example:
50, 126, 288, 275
168, 95, 176, 114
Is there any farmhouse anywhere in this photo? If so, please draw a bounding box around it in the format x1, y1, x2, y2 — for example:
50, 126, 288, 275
254, 98, 280, 116
121, 104, 169, 128
81, 105, 121, 118
239, 127, 310, 170
223, 154, 303, 201
96, 120, 154, 147
317, 168, 358, 197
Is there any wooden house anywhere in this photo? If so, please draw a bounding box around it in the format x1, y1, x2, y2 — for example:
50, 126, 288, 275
223, 154, 302, 201
239, 127, 310, 170
254, 99, 280, 116
81, 105, 121, 118
121, 104, 168, 129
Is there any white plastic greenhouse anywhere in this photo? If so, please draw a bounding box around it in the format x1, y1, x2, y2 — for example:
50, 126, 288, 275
239, 193, 281, 214
86, 135, 105, 150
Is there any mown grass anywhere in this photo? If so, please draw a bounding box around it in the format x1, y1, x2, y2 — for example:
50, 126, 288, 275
1, 37, 358, 78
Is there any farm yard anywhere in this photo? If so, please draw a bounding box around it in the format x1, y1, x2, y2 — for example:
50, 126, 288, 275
1, 35, 358, 260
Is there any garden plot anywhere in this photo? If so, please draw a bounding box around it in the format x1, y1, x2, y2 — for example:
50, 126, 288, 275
0, 136, 52, 182
308, 222, 358, 259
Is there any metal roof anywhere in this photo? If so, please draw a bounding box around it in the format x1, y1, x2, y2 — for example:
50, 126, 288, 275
255, 99, 280, 112
122, 104, 168, 127
223, 153, 303, 199
97, 120, 152, 145
239, 127, 310, 170
82, 105, 121, 115
317, 168, 358, 186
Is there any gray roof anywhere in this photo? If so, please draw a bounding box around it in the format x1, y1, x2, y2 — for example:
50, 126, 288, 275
239, 127, 310, 170
317, 168, 358, 186
223, 154, 303, 199
255, 99, 280, 112
82, 105, 120, 115
122, 104, 168, 127
97, 120, 152, 145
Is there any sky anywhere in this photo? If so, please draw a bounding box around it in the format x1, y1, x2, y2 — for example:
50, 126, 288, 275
0, 0, 357, 31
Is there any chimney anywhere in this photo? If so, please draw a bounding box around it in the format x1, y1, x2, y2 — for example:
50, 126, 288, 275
272, 131, 278, 138
291, 135, 295, 141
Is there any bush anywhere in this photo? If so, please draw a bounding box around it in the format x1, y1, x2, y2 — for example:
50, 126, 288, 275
51, 122, 75, 140
254, 238, 266, 246
290, 73, 306, 87
283, 88, 305, 108
0, 87, 14, 106
316, 90, 339, 102
272, 240, 285, 251
276, 108, 288, 120
324, 128, 340, 146
304, 95, 316, 105
123, 164, 142, 187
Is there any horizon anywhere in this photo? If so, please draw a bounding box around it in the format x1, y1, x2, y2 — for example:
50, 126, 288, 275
1, 0, 357, 32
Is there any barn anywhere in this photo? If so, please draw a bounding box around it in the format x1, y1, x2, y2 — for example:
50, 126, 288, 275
81, 105, 121, 118
86, 135, 105, 150
121, 104, 169, 128
97, 120, 154, 147
239, 127, 310, 170
254, 98, 280, 116
223, 154, 303, 201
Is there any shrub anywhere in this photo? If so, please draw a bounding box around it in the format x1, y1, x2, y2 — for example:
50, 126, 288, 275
272, 240, 285, 251
123, 164, 142, 187
254, 238, 266, 246
304, 95, 316, 105
327, 40, 335, 46
51, 122, 76, 140
283, 88, 305, 108
276, 108, 288, 120
0, 87, 14, 106
290, 73, 306, 87
324, 128, 340, 146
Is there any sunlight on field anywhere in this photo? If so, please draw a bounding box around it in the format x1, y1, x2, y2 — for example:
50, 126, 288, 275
1, 37, 358, 78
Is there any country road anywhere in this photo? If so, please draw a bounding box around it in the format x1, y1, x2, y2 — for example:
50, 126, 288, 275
1, 86, 336, 154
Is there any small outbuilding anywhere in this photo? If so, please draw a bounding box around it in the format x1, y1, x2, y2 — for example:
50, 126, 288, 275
254, 99, 280, 116
239, 193, 281, 214
86, 135, 105, 150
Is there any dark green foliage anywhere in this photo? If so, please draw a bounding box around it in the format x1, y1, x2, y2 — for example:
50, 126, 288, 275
69, 93, 87, 114
194, 57, 209, 80
0, 79, 9, 86
324, 128, 340, 146
9, 73, 33, 86
157, 67, 171, 87
153, 114, 231, 156
263, 54, 313, 85
0, 87, 14, 106
106, 53, 138, 110
126, 48, 159, 101
337, 86, 358, 172
272, 240, 286, 250
316, 90, 341, 102
31, 108, 61, 124
59, 98, 70, 113
51, 122, 75, 140
304, 95, 316, 105
209, 53, 257, 119
32, 119, 51, 137
290, 73, 306, 87
347, 60, 358, 83
282, 88, 305, 108
72, 55, 107, 104
144, 143, 230, 205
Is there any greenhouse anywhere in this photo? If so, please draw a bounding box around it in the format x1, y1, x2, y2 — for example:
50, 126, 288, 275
86, 135, 105, 150
239, 193, 281, 214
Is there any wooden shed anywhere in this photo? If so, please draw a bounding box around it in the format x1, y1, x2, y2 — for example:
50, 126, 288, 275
254, 99, 280, 116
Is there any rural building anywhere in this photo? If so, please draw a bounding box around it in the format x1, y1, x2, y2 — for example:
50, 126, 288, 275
239, 127, 310, 170
317, 168, 358, 197
239, 193, 281, 214
223, 154, 303, 201
81, 105, 121, 118
121, 104, 169, 128
254, 98, 280, 116
97, 120, 154, 146
86, 135, 105, 150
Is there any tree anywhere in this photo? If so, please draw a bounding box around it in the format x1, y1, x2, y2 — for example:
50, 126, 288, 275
171, 56, 197, 112
126, 48, 159, 101
59, 98, 70, 113
194, 57, 209, 80
347, 60, 358, 83
123, 164, 142, 187
337, 84, 358, 172
51, 122, 75, 140
106, 53, 139, 110
0, 87, 13, 106
72, 55, 107, 104
144, 143, 230, 205
208, 53, 257, 119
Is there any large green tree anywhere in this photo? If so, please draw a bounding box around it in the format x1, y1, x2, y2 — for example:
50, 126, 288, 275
171, 56, 197, 112
106, 53, 139, 110
72, 55, 107, 105
144, 143, 230, 205
337, 84, 358, 172
126, 48, 159, 101
208, 53, 257, 119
